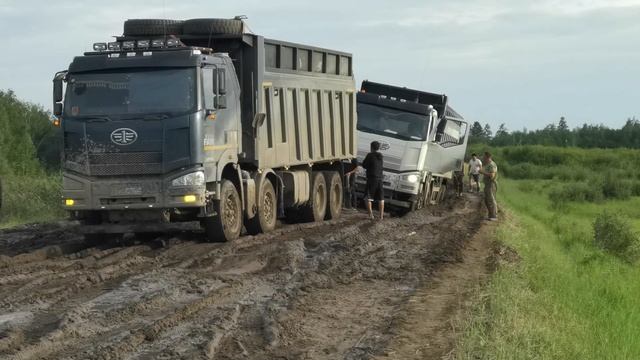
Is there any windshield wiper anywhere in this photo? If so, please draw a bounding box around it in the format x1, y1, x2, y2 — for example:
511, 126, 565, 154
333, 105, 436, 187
143, 113, 170, 120
118, 112, 172, 121
83, 116, 112, 123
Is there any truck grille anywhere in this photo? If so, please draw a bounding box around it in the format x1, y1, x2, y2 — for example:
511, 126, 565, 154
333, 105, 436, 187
66, 152, 165, 176
89, 152, 162, 165
90, 163, 163, 176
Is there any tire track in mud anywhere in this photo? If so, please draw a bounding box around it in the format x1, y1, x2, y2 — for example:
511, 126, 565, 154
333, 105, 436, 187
0, 214, 365, 359
0, 195, 483, 359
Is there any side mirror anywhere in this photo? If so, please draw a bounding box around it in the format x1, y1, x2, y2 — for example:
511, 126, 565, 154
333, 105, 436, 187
214, 95, 227, 109
252, 113, 266, 137
53, 79, 63, 103
53, 103, 63, 116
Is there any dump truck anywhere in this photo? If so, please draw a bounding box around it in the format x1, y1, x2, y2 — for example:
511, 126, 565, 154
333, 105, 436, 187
355, 81, 468, 211
52, 18, 356, 242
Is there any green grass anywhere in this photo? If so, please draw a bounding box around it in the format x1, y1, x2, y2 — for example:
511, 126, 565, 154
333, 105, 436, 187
456, 178, 640, 359
0, 174, 65, 228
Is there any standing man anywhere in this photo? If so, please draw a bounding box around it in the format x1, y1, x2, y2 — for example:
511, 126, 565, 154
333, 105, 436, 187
479, 151, 498, 221
468, 153, 482, 192
343, 157, 359, 209
362, 141, 384, 220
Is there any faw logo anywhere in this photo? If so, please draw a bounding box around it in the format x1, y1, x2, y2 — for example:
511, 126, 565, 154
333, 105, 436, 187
379, 141, 390, 151
110, 128, 138, 146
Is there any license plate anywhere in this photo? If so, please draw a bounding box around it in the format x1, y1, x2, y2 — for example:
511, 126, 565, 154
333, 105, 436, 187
112, 184, 143, 196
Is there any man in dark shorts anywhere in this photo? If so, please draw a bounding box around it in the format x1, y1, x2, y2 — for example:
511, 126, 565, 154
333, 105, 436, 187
362, 141, 384, 220
343, 157, 359, 209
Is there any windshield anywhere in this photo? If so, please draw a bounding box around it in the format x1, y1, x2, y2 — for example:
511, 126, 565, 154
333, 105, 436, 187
64, 68, 196, 118
357, 103, 428, 141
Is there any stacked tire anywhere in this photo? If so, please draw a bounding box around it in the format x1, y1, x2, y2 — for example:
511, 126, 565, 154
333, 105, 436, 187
122, 18, 244, 37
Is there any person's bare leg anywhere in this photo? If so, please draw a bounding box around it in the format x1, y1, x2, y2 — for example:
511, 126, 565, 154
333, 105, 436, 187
379, 201, 384, 220
367, 200, 374, 219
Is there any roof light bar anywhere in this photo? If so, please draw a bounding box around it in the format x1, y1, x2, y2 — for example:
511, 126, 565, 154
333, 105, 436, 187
151, 39, 164, 48
108, 42, 121, 51
93, 42, 107, 51
166, 38, 180, 47
122, 41, 135, 50
136, 40, 150, 49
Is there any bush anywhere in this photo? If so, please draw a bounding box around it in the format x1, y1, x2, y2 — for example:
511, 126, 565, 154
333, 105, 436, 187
593, 211, 640, 262
549, 182, 604, 209
602, 176, 632, 200
0, 174, 64, 226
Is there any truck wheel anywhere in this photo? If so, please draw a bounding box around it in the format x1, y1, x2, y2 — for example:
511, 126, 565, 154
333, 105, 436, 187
323, 171, 342, 220
182, 18, 244, 35
302, 172, 327, 222
123, 19, 184, 36
245, 179, 277, 235
438, 184, 448, 203
415, 181, 431, 210
203, 180, 242, 242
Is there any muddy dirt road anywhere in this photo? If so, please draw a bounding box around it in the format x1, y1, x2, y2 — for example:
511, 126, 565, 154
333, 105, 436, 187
0, 194, 486, 359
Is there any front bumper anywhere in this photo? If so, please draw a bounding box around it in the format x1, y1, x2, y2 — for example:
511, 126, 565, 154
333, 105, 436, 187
62, 168, 207, 211
354, 170, 420, 209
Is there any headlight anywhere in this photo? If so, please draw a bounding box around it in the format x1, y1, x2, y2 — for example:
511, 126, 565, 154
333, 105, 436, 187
401, 174, 420, 183
171, 171, 205, 187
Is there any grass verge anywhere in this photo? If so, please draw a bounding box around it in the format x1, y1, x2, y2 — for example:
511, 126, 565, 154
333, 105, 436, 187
455, 179, 640, 359
0, 174, 65, 228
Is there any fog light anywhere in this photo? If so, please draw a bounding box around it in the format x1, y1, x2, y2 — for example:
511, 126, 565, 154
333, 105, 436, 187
65, 199, 75, 206
183, 195, 197, 203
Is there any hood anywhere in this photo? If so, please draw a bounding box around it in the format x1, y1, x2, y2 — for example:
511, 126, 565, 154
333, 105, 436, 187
357, 130, 424, 173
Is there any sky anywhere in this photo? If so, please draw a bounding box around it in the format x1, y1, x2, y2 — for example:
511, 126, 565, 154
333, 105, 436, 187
0, 0, 638, 132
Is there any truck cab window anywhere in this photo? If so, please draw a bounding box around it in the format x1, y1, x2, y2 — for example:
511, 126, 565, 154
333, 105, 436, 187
202, 68, 215, 110
436, 120, 467, 147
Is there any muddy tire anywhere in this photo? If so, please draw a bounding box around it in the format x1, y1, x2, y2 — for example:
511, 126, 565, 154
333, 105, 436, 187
245, 179, 277, 235
123, 19, 184, 36
302, 172, 327, 222
323, 171, 342, 220
183, 18, 243, 35
203, 180, 242, 242
414, 180, 432, 210
437, 183, 448, 203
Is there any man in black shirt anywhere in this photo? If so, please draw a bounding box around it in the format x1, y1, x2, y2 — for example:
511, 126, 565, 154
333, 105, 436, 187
343, 158, 359, 209
362, 141, 384, 220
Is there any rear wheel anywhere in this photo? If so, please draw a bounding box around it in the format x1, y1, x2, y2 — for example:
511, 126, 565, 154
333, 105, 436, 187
323, 171, 342, 220
245, 179, 277, 235
302, 172, 327, 222
203, 179, 242, 242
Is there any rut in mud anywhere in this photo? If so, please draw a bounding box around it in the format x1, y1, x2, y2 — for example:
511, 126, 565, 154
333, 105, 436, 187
0, 193, 485, 359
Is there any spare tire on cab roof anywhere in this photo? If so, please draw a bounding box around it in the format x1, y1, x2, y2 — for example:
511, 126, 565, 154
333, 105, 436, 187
123, 19, 184, 36
182, 18, 244, 35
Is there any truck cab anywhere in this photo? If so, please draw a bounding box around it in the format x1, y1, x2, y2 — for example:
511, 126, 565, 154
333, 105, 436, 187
355, 81, 468, 210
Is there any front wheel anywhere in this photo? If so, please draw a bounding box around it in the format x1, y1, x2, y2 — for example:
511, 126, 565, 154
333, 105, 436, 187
203, 179, 242, 242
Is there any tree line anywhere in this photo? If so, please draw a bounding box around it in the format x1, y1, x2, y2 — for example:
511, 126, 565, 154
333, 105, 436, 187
470, 116, 640, 148
0, 90, 61, 176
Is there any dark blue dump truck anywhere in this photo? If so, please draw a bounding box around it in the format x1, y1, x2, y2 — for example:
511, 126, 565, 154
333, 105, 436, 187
53, 18, 356, 242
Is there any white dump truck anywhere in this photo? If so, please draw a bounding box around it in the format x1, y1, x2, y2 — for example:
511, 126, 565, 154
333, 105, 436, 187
355, 81, 469, 211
